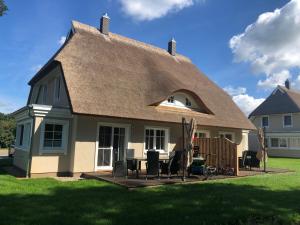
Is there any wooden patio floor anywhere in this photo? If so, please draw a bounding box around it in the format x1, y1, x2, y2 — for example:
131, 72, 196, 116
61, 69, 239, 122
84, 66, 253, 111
81, 168, 291, 189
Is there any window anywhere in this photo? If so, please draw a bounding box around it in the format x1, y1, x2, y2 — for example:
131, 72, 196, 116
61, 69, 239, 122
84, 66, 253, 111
161, 92, 198, 110
16, 121, 32, 151
219, 132, 235, 142
54, 78, 61, 101
283, 115, 292, 127
43, 124, 63, 148
145, 127, 168, 152
40, 119, 69, 153
270, 137, 288, 148
262, 116, 269, 127
194, 130, 210, 138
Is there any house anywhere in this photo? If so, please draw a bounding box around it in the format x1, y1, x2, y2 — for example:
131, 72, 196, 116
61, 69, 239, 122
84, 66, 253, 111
12, 15, 255, 177
249, 80, 300, 158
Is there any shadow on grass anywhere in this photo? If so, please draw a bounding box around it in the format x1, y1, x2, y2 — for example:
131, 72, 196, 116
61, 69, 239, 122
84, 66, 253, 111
0, 174, 300, 225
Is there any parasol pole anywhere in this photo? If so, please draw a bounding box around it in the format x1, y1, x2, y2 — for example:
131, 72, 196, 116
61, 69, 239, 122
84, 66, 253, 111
182, 117, 186, 181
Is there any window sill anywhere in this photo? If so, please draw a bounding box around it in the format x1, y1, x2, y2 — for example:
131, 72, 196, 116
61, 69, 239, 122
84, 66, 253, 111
39, 150, 67, 155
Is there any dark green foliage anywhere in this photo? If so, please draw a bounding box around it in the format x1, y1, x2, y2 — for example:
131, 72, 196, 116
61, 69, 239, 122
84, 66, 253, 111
0, 113, 16, 148
0, 0, 8, 16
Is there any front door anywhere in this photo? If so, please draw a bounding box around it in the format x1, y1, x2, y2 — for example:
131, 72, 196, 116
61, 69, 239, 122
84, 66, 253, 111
96, 125, 127, 170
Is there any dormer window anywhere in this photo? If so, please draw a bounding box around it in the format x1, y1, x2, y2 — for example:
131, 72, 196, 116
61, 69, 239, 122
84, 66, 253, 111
160, 92, 198, 110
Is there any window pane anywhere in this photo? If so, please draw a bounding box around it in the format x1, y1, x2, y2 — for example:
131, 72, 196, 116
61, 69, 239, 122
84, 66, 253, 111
284, 116, 292, 126
146, 129, 149, 136
225, 134, 232, 141
262, 117, 268, 127
99, 126, 112, 148
19, 125, 24, 146
54, 132, 62, 140
279, 138, 287, 147
160, 137, 165, 150
156, 130, 160, 137
156, 137, 161, 149
54, 125, 63, 132
271, 138, 279, 147
150, 129, 154, 136
53, 140, 62, 147
44, 140, 53, 147
45, 124, 54, 132
44, 131, 54, 139
149, 136, 154, 149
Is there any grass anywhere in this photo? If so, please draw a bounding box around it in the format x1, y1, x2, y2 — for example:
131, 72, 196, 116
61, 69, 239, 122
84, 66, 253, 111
0, 158, 300, 225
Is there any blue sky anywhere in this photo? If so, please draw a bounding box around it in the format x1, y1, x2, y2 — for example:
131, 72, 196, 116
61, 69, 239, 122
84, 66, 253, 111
1, 0, 299, 115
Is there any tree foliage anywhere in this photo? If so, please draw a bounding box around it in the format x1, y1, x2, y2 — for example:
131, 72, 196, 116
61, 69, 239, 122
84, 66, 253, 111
0, 0, 8, 16
0, 113, 16, 148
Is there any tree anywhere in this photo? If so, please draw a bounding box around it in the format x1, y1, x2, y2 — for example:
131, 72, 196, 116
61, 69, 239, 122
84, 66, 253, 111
0, 0, 8, 16
0, 113, 16, 148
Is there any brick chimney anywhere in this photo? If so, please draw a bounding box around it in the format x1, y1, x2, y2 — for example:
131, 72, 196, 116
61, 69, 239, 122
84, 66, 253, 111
285, 79, 290, 89
168, 38, 176, 56
100, 13, 110, 35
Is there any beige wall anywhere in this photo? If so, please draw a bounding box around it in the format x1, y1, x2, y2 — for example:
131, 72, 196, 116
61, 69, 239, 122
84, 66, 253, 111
71, 115, 246, 173
29, 65, 69, 108
30, 116, 73, 174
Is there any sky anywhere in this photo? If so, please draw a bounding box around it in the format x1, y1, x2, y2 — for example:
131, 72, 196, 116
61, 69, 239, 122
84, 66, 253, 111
1, 0, 300, 115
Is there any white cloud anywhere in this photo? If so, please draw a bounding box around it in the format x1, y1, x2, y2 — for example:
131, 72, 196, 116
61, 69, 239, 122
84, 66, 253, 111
58, 36, 66, 45
257, 70, 291, 90
119, 0, 205, 21
224, 86, 265, 115
229, 0, 300, 90
223, 86, 246, 96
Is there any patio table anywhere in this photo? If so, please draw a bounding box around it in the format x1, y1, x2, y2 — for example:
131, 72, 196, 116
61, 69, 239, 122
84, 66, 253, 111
127, 155, 170, 178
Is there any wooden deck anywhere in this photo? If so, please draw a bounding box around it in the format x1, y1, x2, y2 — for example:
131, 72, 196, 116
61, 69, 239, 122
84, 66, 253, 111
82, 168, 291, 189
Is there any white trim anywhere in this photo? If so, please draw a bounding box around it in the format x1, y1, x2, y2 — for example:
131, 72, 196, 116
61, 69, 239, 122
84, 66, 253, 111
95, 122, 131, 171
143, 126, 170, 155
218, 131, 235, 142
39, 119, 69, 155
261, 115, 269, 128
283, 114, 293, 128
15, 119, 33, 152
30, 104, 72, 118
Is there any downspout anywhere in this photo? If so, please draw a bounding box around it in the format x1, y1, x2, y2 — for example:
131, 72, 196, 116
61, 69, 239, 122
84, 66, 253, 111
26, 105, 35, 178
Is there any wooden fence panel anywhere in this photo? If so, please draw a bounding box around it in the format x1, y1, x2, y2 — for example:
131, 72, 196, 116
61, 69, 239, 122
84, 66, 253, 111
193, 138, 239, 176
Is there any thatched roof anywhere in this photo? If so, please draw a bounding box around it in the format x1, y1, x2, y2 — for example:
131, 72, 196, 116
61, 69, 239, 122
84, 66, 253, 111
29, 20, 255, 130
249, 86, 300, 117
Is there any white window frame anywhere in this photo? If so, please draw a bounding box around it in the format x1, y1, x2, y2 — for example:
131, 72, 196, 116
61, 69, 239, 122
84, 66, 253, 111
261, 116, 269, 128
39, 119, 69, 154
283, 114, 293, 128
194, 130, 210, 138
15, 119, 33, 151
144, 126, 170, 154
219, 131, 235, 142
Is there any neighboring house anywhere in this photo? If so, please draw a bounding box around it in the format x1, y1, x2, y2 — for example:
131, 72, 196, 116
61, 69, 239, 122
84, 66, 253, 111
249, 80, 300, 158
12, 15, 254, 177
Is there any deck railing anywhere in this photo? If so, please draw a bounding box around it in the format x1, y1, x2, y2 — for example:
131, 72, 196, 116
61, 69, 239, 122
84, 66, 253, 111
193, 138, 239, 176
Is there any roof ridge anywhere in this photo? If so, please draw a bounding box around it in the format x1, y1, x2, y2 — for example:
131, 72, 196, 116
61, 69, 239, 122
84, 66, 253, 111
71, 20, 192, 63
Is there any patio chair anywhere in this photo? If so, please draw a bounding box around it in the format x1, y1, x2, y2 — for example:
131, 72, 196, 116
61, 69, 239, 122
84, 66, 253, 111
113, 161, 126, 178
146, 150, 160, 180
161, 151, 182, 178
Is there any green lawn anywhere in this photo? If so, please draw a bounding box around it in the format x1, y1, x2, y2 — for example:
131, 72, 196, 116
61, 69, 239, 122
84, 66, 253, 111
0, 158, 300, 225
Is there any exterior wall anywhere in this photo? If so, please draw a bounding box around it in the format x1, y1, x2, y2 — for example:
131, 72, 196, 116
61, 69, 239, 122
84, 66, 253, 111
29, 65, 69, 108
71, 115, 246, 173
30, 116, 73, 174
250, 114, 300, 158
251, 113, 300, 132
